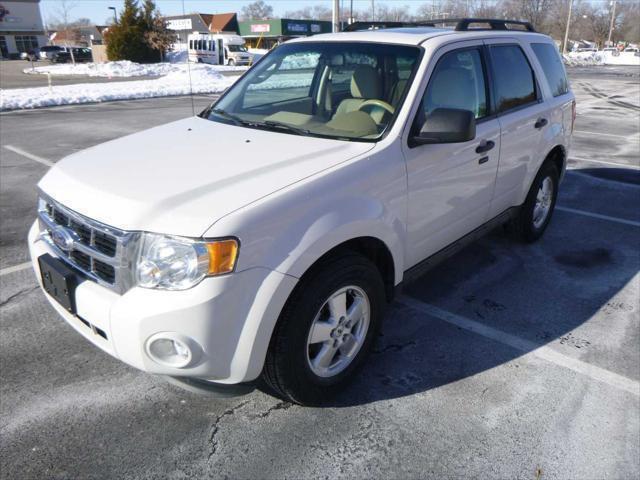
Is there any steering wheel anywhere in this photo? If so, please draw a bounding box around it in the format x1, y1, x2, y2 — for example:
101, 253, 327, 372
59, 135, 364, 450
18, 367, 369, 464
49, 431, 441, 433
357, 99, 395, 117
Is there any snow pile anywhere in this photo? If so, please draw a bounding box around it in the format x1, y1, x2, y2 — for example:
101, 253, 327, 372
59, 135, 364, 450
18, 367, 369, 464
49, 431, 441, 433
23, 59, 248, 77
1, 64, 238, 111
248, 48, 268, 62
564, 51, 640, 66
563, 51, 605, 66
166, 49, 187, 64
23, 60, 176, 77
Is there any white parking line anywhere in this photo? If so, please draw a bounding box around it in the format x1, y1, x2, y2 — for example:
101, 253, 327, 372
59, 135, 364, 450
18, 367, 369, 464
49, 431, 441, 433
565, 170, 640, 188
569, 156, 640, 170
574, 130, 639, 140
398, 295, 640, 397
0, 261, 32, 277
3, 145, 54, 167
556, 206, 640, 227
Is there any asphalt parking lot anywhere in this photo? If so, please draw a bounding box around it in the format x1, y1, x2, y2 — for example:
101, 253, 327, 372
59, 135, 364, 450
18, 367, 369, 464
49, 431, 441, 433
1, 66, 639, 479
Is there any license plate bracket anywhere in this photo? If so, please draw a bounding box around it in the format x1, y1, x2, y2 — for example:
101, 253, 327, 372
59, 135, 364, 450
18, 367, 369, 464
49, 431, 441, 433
38, 254, 79, 314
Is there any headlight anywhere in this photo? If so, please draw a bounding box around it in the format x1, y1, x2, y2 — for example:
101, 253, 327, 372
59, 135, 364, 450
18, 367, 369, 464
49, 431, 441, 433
135, 234, 238, 290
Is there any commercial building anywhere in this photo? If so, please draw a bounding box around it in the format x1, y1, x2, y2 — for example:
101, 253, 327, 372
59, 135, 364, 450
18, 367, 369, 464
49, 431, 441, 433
239, 18, 332, 49
49, 25, 107, 47
0, 0, 47, 58
164, 12, 239, 46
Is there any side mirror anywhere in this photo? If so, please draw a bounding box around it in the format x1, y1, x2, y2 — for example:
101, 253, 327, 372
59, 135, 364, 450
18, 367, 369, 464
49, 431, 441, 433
410, 108, 476, 147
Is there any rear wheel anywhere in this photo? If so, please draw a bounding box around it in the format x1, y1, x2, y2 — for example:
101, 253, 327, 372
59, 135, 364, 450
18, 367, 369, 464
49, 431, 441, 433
511, 161, 559, 242
262, 252, 385, 405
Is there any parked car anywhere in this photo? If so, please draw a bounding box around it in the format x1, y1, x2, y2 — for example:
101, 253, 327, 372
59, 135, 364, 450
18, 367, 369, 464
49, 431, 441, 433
39, 45, 65, 61
576, 47, 597, 53
20, 49, 39, 61
51, 47, 92, 63
29, 19, 575, 405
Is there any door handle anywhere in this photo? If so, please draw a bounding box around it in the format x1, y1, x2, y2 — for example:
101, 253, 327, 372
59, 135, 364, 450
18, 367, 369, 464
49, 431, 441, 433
535, 118, 548, 129
475, 140, 495, 154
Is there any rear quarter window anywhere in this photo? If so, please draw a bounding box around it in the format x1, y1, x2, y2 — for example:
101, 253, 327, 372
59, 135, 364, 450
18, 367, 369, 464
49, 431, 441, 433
531, 43, 569, 97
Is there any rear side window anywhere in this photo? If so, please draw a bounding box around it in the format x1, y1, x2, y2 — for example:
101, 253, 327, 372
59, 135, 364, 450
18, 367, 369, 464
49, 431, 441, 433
531, 43, 569, 97
489, 45, 537, 112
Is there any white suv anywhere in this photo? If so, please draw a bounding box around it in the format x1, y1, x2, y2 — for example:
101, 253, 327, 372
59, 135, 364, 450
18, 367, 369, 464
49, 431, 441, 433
29, 20, 575, 405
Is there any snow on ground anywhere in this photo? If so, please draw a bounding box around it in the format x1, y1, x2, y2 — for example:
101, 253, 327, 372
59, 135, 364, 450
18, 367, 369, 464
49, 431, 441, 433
1, 64, 238, 111
23, 59, 248, 77
564, 51, 640, 67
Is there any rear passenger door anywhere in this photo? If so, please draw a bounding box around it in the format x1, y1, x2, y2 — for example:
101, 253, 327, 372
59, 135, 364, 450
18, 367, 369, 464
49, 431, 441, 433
484, 39, 549, 218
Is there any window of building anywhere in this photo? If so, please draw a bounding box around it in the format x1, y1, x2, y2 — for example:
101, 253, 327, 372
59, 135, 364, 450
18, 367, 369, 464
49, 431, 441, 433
0, 36, 8, 58
15, 36, 39, 53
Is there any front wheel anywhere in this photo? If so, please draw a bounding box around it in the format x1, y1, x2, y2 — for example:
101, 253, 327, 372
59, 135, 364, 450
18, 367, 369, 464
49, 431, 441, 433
262, 252, 385, 405
511, 161, 559, 242
227, 58, 235, 66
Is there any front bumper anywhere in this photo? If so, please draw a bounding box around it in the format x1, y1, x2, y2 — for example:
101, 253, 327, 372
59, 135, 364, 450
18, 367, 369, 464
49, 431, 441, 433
28, 221, 297, 384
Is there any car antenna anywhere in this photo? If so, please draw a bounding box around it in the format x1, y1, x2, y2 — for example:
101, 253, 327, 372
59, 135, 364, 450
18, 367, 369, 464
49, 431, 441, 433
182, 0, 196, 116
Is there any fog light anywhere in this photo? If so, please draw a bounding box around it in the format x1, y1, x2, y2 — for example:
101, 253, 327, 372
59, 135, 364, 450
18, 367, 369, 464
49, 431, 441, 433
146, 333, 197, 368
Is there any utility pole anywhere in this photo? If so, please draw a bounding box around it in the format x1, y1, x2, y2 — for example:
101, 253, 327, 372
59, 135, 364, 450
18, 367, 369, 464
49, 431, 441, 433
350, 0, 353, 24
333, 0, 340, 32
562, 0, 573, 55
371, 0, 375, 22
607, 0, 617, 47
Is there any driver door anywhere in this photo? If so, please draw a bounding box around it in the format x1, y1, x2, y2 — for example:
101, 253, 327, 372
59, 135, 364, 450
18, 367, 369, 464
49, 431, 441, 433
402, 43, 501, 268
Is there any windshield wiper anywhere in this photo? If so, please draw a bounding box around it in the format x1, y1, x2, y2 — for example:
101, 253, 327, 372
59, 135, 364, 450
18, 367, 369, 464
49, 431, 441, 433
209, 108, 250, 127
260, 120, 311, 136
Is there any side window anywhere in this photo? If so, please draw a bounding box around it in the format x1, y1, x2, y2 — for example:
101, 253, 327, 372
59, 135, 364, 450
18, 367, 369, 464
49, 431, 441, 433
531, 43, 569, 97
420, 48, 488, 120
489, 45, 537, 112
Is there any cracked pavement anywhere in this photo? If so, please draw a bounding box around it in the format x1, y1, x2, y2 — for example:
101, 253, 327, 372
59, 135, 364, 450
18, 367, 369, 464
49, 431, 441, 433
1, 67, 638, 479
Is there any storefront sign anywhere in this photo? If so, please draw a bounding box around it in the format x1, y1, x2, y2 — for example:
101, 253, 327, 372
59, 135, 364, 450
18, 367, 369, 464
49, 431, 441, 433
167, 18, 192, 31
251, 24, 270, 33
287, 23, 308, 33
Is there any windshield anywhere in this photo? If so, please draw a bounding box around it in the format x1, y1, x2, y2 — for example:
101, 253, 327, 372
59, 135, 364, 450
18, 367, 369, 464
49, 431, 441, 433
207, 42, 421, 141
228, 44, 248, 52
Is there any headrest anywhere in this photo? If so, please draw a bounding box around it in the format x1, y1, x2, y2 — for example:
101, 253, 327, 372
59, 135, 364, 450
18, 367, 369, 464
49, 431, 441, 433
351, 65, 381, 99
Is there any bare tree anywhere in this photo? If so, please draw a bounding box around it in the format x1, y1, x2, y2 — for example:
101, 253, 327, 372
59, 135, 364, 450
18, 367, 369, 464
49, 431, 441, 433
51, 0, 78, 64
241, 0, 274, 20
285, 5, 332, 20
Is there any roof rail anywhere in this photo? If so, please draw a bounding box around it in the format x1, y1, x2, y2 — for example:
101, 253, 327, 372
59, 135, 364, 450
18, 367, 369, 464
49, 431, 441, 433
430, 18, 536, 32
343, 21, 437, 32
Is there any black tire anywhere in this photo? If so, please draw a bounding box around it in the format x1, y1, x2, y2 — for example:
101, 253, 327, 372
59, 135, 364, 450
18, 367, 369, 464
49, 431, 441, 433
228, 59, 235, 66
511, 160, 559, 243
262, 252, 386, 406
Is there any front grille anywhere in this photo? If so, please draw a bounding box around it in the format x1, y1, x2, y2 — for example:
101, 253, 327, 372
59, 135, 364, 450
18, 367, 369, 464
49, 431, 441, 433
38, 194, 137, 293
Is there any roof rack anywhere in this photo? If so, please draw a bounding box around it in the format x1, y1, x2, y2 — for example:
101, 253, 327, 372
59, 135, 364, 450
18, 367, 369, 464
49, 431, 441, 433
426, 17, 536, 32
342, 18, 535, 33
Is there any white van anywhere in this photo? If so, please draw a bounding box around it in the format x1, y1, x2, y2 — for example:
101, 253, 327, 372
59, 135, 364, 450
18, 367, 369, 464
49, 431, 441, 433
188, 33, 252, 66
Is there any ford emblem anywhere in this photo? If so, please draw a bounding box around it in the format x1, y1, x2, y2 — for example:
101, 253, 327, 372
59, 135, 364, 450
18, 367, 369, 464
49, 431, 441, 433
51, 225, 77, 252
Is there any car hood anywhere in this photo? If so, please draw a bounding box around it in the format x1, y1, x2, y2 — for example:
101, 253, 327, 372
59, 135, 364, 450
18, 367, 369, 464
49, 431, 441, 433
39, 117, 375, 237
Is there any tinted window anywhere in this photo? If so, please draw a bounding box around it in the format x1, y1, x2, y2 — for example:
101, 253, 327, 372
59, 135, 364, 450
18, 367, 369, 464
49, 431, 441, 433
531, 43, 569, 97
490, 45, 537, 112
421, 48, 488, 119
